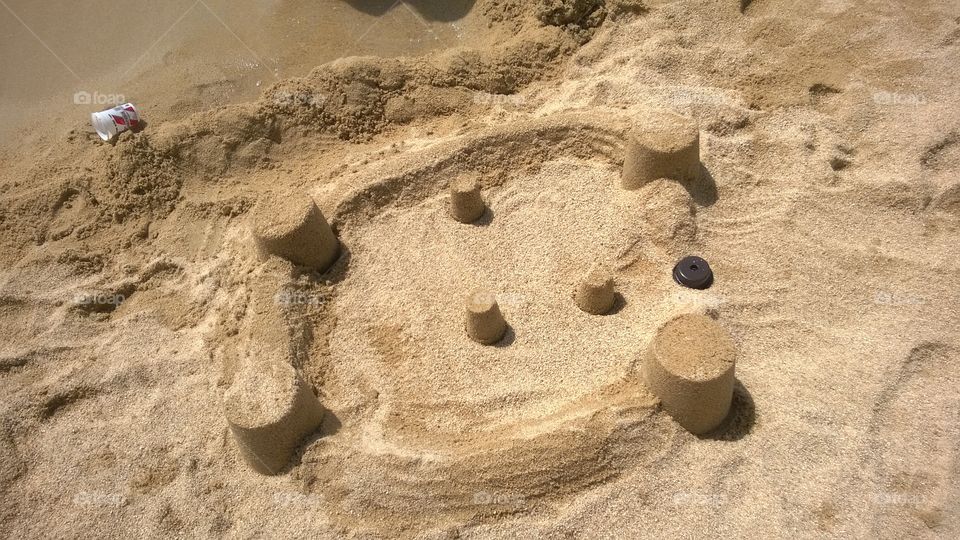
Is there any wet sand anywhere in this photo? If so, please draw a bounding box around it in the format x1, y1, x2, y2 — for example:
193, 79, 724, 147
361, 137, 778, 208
0, 0, 471, 142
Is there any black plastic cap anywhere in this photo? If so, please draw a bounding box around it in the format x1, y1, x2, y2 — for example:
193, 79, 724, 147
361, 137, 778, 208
673, 256, 713, 289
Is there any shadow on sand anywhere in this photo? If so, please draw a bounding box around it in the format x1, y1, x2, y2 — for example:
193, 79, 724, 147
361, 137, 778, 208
342, 0, 476, 22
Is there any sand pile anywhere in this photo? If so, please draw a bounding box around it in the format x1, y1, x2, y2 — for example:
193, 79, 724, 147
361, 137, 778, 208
2, 0, 960, 538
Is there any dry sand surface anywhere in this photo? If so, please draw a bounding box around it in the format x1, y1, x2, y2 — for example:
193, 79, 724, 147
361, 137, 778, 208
1, 0, 960, 538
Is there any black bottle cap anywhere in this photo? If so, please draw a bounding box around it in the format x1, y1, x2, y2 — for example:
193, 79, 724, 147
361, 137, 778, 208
673, 256, 713, 289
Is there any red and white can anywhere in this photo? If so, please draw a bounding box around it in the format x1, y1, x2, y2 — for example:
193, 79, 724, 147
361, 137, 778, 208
90, 103, 141, 141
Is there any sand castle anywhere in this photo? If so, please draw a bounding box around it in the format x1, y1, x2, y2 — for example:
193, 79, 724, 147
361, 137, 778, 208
10, 0, 951, 536
218, 255, 328, 474
224, 360, 325, 474
574, 268, 617, 315
250, 192, 340, 272
643, 314, 737, 434
465, 290, 508, 344
221, 112, 740, 522
449, 177, 487, 224
622, 110, 701, 189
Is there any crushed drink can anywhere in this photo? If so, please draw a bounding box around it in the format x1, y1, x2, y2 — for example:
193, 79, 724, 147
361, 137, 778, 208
90, 103, 141, 141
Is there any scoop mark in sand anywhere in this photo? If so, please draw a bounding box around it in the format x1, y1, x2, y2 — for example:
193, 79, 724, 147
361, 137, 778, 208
921, 131, 959, 170
809, 83, 841, 101
40, 386, 101, 420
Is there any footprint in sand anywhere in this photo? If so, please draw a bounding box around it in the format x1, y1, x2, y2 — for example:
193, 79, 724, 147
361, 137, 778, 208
865, 342, 960, 534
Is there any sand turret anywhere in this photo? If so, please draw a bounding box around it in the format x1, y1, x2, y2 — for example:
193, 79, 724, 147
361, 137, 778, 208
622, 111, 700, 190
465, 290, 507, 345
251, 192, 340, 272
574, 269, 616, 315
642, 314, 736, 434
224, 357, 325, 475
449, 177, 486, 223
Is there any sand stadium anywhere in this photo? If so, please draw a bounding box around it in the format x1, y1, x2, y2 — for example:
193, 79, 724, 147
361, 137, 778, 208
1, 0, 959, 538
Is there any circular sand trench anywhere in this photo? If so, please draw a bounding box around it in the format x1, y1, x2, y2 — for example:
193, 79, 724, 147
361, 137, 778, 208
331, 159, 653, 437
292, 116, 709, 532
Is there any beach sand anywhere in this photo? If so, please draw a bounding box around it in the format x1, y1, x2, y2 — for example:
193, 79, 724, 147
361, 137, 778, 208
1, 0, 959, 538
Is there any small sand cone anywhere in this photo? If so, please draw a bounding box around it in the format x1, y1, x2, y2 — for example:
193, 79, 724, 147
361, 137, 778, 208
642, 314, 736, 434
449, 177, 486, 223
251, 192, 340, 272
465, 290, 507, 345
224, 358, 325, 475
622, 111, 700, 190
574, 269, 616, 315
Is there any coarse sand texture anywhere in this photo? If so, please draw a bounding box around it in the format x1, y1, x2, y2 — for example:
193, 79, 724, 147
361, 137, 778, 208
251, 192, 340, 272
621, 110, 700, 189
643, 314, 737, 434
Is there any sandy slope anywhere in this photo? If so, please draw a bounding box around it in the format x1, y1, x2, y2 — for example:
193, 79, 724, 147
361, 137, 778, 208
1, 0, 959, 538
